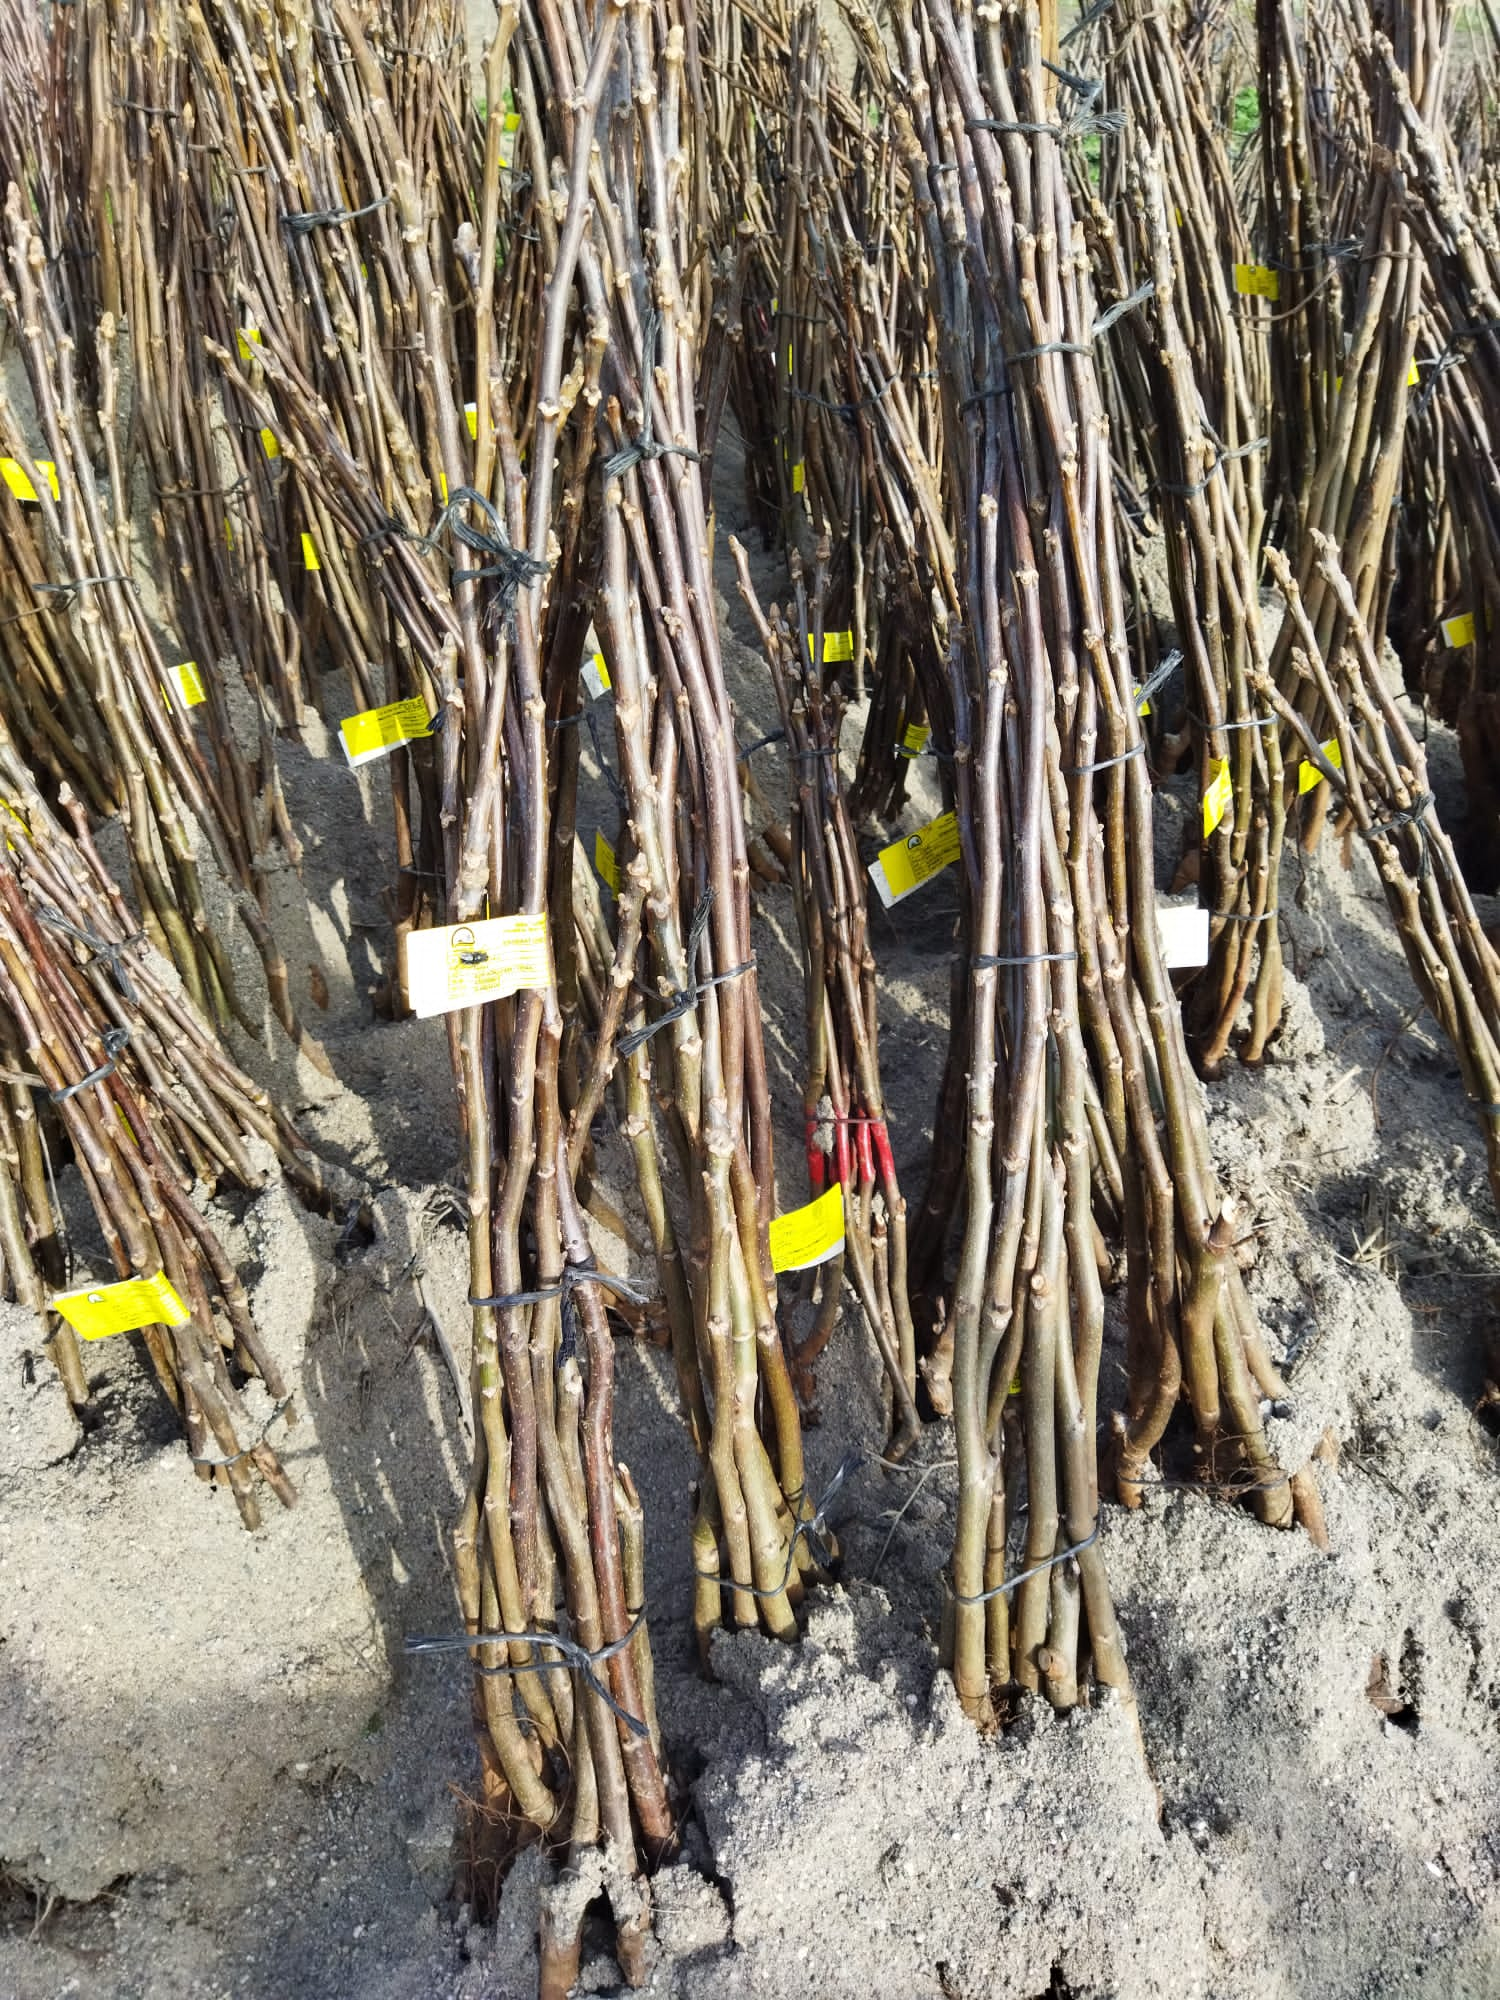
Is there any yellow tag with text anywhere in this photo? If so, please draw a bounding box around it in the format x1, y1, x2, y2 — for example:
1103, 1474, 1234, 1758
1298, 738, 1342, 794
340, 696, 432, 767
167, 661, 207, 709
1233, 263, 1280, 301
1442, 611, 1476, 649
404, 913, 551, 1018
0, 458, 60, 504
464, 403, 478, 440
1134, 683, 1151, 717
52, 1271, 190, 1341
594, 830, 619, 892
260, 428, 280, 460
898, 722, 931, 758
1203, 758, 1233, 837
301, 532, 321, 571
769, 1184, 846, 1273
237, 327, 262, 362
871, 810, 961, 907
807, 629, 854, 665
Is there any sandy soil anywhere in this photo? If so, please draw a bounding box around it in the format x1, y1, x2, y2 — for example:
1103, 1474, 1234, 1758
5, 201, 1500, 2000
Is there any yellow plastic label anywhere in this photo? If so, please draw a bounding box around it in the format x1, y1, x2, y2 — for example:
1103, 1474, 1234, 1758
52, 1271, 190, 1341
1298, 738, 1343, 794
582, 652, 611, 700
340, 696, 432, 767
870, 810, 961, 907
1442, 611, 1476, 648
464, 403, 478, 439
594, 830, 619, 892
436, 472, 449, 503
260, 427, 280, 460
167, 661, 207, 709
769, 1183, 846, 1273
807, 630, 854, 665
0, 458, 60, 504
791, 461, 806, 494
404, 913, 551, 1018
1233, 263, 1280, 301
1134, 684, 1151, 717
237, 327, 262, 362
898, 722, 931, 758
301, 532, 320, 571
1203, 757, 1232, 837
787, 343, 794, 376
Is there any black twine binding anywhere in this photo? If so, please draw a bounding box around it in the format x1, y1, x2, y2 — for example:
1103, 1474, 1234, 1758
33, 573, 131, 605
469, 1263, 652, 1368
404, 1608, 651, 1738
1158, 434, 1269, 498
602, 309, 703, 481
380, 487, 549, 624
1135, 647, 1183, 710
51, 1026, 130, 1103
738, 726, 787, 762
585, 708, 628, 812
282, 193, 391, 233
1007, 339, 1091, 362
946, 1522, 1101, 1605
1191, 711, 1275, 733
960, 381, 1015, 409
1060, 0, 1114, 40
960, 286, 1151, 401
617, 889, 754, 1057
1065, 740, 1146, 775
968, 109, 1124, 141
191, 1393, 296, 1468
1410, 325, 1500, 420
696, 1450, 864, 1601
1042, 56, 1104, 101
35, 906, 141, 1004
1362, 792, 1433, 842
976, 952, 1080, 968
1266, 236, 1361, 275
789, 380, 895, 421
1092, 280, 1155, 338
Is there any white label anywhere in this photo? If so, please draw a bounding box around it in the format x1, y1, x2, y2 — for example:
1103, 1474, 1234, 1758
1157, 903, 1210, 969
403, 914, 551, 1018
